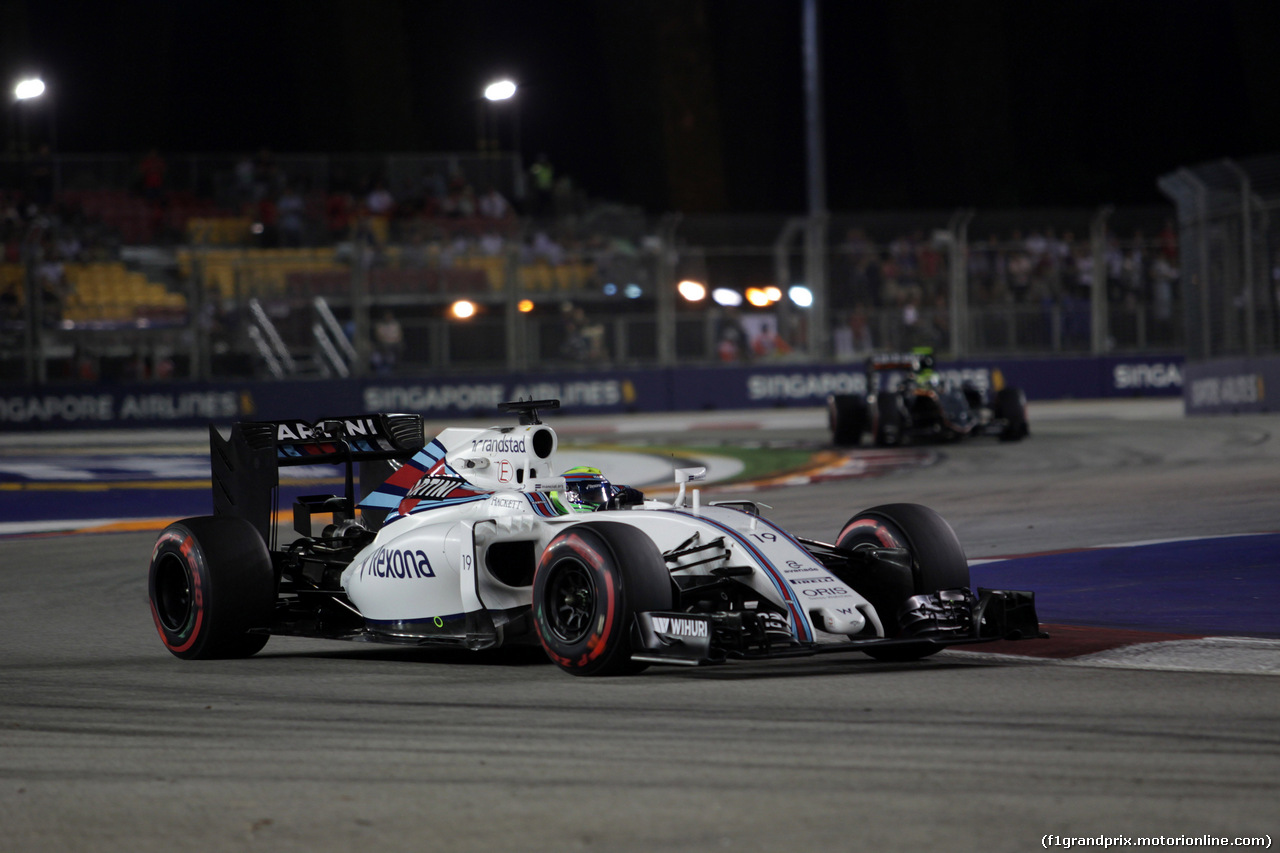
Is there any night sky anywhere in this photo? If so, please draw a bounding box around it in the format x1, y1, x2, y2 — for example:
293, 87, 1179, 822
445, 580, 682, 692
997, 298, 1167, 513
4, 0, 1279, 214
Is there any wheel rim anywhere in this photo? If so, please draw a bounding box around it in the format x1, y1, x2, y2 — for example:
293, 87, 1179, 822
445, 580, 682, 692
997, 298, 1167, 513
153, 552, 194, 632
544, 559, 596, 644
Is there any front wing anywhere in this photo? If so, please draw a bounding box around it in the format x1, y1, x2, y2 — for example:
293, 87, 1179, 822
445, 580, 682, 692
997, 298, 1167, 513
630, 587, 1044, 666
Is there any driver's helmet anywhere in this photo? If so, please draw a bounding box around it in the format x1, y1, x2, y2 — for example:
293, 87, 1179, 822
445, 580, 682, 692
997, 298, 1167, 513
549, 466, 613, 514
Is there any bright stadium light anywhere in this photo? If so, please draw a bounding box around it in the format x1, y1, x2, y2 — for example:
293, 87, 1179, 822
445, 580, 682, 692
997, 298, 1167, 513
14, 78, 45, 100
677, 279, 706, 302
763, 285, 783, 303
484, 79, 517, 101
712, 288, 742, 307
788, 285, 814, 307
450, 300, 477, 320
745, 288, 772, 308
517, 299, 535, 313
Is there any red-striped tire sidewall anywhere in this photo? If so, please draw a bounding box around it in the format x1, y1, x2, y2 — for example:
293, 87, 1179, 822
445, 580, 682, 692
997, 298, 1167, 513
532, 522, 672, 677
147, 516, 274, 660
149, 524, 209, 657
533, 528, 622, 674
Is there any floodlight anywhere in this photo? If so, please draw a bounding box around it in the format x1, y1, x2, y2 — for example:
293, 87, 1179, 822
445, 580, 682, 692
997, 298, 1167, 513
14, 78, 45, 100
677, 280, 707, 301
484, 80, 517, 101
788, 286, 814, 307
712, 288, 742, 307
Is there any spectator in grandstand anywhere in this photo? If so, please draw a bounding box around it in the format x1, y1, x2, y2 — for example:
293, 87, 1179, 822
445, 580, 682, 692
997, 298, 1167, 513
325, 190, 355, 241
277, 185, 307, 247
233, 154, 257, 205
477, 184, 512, 220
1159, 219, 1178, 262
0, 280, 20, 322
751, 320, 792, 359
372, 309, 404, 374
529, 230, 565, 266
559, 303, 604, 362
137, 148, 167, 204
1123, 230, 1149, 306
253, 194, 279, 248
36, 250, 68, 325
30, 144, 55, 208
529, 153, 554, 216
254, 149, 282, 199
365, 180, 395, 217
478, 230, 505, 256
1152, 251, 1178, 339
1006, 230, 1033, 302
439, 178, 475, 219
713, 306, 750, 362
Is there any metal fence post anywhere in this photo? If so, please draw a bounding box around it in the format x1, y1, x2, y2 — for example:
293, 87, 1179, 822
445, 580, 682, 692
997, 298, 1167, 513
945, 208, 974, 358
1090, 205, 1113, 354
350, 225, 370, 378
805, 213, 829, 359
656, 213, 682, 366
504, 245, 523, 371
1223, 159, 1257, 356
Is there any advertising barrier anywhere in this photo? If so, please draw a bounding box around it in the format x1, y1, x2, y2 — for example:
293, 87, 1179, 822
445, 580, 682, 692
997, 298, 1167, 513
0, 354, 1185, 431
1183, 357, 1277, 416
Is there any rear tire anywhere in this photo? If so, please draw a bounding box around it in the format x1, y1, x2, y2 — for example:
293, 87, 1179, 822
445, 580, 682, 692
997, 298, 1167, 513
835, 503, 969, 661
533, 522, 673, 676
148, 516, 275, 660
827, 393, 867, 447
994, 387, 1029, 441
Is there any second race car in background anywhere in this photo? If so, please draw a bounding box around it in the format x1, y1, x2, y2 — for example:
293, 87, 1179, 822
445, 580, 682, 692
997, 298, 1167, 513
828, 350, 1029, 447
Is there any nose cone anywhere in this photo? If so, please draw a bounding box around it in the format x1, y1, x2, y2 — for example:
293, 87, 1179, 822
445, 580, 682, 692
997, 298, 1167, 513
810, 606, 866, 636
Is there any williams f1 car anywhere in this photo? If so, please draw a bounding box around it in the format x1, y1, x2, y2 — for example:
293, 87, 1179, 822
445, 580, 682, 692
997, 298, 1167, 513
828, 351, 1029, 447
148, 399, 1044, 676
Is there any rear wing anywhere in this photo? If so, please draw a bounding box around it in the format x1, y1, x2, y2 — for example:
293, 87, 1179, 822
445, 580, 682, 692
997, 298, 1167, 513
211, 413, 426, 544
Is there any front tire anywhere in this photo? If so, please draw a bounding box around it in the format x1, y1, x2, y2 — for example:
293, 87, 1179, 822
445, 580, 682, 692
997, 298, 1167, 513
835, 503, 969, 661
533, 522, 673, 676
148, 516, 275, 660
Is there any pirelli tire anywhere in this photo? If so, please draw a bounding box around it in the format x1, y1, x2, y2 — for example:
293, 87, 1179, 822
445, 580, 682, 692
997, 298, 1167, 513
827, 393, 868, 447
148, 516, 275, 660
834, 503, 970, 662
533, 521, 673, 677
994, 387, 1030, 442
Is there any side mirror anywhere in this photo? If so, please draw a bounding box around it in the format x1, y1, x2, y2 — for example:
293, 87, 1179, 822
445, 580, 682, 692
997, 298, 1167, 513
673, 467, 707, 507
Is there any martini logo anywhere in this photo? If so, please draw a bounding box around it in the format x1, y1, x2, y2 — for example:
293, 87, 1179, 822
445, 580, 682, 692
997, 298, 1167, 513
276, 417, 381, 441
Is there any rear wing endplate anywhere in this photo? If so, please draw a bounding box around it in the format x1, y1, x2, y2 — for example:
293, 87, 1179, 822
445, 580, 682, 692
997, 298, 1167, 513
211, 413, 425, 543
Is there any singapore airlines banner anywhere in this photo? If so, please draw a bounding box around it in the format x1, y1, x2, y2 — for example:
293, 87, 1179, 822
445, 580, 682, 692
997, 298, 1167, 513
0, 355, 1184, 431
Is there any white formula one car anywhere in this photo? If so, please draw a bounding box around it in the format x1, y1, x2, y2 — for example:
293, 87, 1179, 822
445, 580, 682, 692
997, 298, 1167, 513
148, 400, 1043, 675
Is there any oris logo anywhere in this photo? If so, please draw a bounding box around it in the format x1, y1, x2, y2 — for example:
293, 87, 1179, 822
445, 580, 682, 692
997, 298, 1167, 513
800, 586, 850, 597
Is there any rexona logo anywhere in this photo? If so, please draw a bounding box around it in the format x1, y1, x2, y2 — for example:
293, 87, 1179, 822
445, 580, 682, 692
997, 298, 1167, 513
471, 436, 526, 454
651, 616, 709, 638
361, 547, 435, 580
1114, 362, 1183, 390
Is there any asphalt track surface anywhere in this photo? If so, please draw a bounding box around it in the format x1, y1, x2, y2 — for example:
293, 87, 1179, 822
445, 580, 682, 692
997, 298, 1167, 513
2, 400, 1278, 852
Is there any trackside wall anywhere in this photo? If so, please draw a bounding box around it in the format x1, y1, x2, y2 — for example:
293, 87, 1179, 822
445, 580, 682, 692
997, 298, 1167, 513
0, 354, 1184, 431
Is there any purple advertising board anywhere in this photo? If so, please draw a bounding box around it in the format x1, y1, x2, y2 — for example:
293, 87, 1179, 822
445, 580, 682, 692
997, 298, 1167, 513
0, 354, 1185, 431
